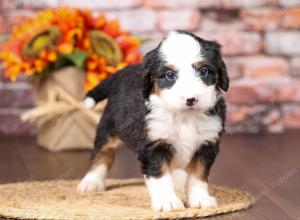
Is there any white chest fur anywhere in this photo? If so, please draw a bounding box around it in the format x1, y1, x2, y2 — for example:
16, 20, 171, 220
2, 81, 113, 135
146, 96, 222, 169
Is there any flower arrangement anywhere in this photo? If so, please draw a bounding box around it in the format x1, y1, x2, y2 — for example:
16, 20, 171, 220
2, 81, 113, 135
0, 8, 142, 90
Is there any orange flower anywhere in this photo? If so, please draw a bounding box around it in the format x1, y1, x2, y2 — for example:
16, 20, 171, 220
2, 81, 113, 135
40, 50, 58, 62
87, 60, 97, 71
0, 8, 143, 90
47, 51, 58, 62
34, 59, 47, 73
125, 51, 142, 64
85, 71, 100, 91
58, 42, 74, 54
117, 35, 141, 55
23, 63, 35, 76
66, 28, 83, 42
103, 19, 121, 38
94, 14, 106, 29
5, 66, 21, 81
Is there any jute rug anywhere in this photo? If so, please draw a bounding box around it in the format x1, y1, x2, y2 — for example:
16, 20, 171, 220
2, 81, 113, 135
0, 178, 255, 220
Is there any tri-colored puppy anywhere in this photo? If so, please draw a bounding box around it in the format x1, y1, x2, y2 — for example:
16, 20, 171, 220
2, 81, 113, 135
77, 31, 229, 212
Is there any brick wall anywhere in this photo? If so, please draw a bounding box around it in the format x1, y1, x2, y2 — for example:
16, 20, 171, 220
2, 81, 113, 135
1, 0, 300, 135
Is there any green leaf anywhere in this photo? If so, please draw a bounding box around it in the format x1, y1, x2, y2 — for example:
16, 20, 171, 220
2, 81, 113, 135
54, 54, 69, 69
61, 50, 88, 68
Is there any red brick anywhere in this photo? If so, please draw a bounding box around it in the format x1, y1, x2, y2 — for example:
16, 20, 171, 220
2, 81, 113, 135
1, 0, 58, 9
226, 105, 285, 133
139, 32, 163, 54
277, 79, 300, 102
19, 0, 59, 8
0, 83, 36, 108
226, 106, 284, 133
224, 56, 288, 80
0, 16, 10, 35
158, 9, 201, 32
8, 10, 34, 29
263, 110, 283, 133
0, 0, 21, 10
262, 109, 281, 125
279, 0, 300, 7
221, 0, 279, 8
0, 109, 36, 136
223, 57, 243, 79
0, 11, 33, 35
265, 32, 300, 55
226, 105, 267, 133
290, 57, 300, 76
61, 0, 142, 9
241, 56, 288, 78
198, 31, 262, 55
201, 11, 245, 31
240, 8, 281, 31
282, 105, 300, 129
144, 0, 221, 9
227, 79, 276, 104
107, 8, 157, 32
227, 77, 300, 104
227, 105, 266, 125
282, 8, 300, 29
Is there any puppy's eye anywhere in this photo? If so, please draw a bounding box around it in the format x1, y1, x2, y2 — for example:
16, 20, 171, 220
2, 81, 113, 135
165, 71, 177, 81
199, 67, 210, 77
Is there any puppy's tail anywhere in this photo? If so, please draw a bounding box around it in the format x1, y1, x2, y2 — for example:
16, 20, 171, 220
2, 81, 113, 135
84, 73, 119, 109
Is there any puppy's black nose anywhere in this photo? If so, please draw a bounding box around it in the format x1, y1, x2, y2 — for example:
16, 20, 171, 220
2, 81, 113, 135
186, 97, 197, 107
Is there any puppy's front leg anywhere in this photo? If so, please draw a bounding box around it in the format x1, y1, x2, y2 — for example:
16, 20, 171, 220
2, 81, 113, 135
145, 172, 184, 211
139, 142, 185, 212
186, 142, 219, 209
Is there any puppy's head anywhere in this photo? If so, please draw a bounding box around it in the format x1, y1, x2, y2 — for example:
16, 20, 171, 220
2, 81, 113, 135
142, 31, 229, 111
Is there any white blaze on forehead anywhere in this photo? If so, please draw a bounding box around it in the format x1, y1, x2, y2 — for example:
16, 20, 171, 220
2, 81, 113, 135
161, 31, 203, 66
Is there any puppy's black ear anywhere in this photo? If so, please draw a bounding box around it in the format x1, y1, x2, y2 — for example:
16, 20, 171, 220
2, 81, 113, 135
142, 69, 153, 99
204, 40, 230, 92
142, 48, 159, 99
218, 60, 230, 92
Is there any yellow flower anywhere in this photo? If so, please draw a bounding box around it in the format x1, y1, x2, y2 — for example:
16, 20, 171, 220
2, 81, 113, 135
6, 66, 21, 81
34, 59, 47, 73
58, 43, 74, 54
47, 51, 57, 62
86, 72, 100, 91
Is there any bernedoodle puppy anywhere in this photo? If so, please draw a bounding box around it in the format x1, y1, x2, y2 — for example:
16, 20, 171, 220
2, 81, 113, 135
77, 30, 230, 212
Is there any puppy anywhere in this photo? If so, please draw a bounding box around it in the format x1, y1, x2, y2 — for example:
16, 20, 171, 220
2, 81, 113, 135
77, 31, 229, 212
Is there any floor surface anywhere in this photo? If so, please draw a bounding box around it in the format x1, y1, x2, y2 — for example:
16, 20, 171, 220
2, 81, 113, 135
0, 133, 299, 220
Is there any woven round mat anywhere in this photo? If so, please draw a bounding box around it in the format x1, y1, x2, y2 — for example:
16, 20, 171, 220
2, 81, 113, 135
0, 178, 255, 220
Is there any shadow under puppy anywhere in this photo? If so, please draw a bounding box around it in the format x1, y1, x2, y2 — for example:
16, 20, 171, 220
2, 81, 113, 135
78, 30, 230, 212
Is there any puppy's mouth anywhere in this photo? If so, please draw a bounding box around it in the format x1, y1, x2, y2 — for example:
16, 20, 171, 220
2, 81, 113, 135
176, 105, 201, 111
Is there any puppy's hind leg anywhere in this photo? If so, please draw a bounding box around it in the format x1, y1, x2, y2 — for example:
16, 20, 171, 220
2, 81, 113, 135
77, 134, 122, 193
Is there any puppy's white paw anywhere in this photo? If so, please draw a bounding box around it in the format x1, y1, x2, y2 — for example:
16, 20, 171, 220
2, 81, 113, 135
77, 174, 105, 193
188, 194, 218, 209
152, 194, 185, 212
84, 97, 96, 109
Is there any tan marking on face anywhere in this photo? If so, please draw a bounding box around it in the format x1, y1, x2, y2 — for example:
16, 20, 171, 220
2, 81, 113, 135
154, 82, 161, 95
91, 136, 123, 170
152, 140, 168, 148
165, 64, 178, 71
186, 157, 208, 181
192, 60, 206, 70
